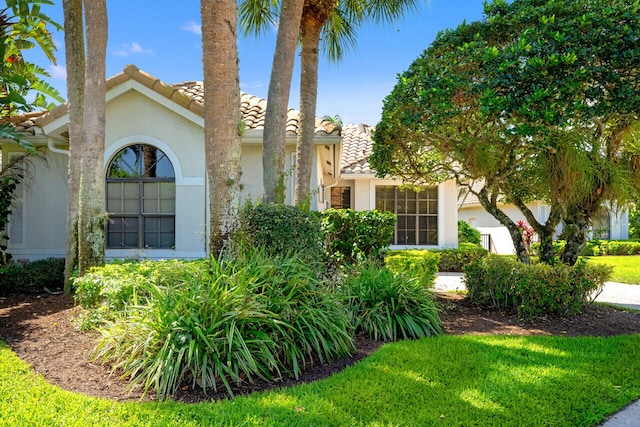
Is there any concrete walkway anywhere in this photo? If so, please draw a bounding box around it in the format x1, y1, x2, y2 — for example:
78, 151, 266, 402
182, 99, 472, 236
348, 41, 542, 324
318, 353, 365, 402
434, 273, 640, 427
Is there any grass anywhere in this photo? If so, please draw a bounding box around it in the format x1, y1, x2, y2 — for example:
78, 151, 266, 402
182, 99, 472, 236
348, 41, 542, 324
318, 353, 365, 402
2, 334, 640, 426
585, 255, 640, 284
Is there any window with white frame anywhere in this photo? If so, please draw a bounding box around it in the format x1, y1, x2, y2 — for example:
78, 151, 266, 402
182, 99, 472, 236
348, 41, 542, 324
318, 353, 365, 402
106, 144, 175, 249
375, 185, 438, 245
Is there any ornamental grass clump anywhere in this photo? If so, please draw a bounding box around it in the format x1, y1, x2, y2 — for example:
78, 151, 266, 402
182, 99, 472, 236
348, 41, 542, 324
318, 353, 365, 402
464, 255, 612, 318
340, 260, 442, 341
90, 248, 354, 400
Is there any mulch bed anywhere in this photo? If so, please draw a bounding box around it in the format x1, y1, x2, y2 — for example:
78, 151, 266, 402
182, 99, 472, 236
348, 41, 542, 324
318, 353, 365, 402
1, 292, 639, 403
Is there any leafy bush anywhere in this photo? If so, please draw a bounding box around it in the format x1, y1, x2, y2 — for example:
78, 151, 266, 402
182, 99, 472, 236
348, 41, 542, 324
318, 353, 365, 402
88, 249, 353, 400
464, 255, 612, 318
582, 240, 640, 256
385, 250, 439, 286
430, 243, 488, 272
630, 204, 639, 240
73, 259, 210, 330
239, 202, 324, 262
0, 258, 65, 295
529, 240, 565, 258
340, 261, 442, 341
321, 208, 396, 266
458, 220, 481, 245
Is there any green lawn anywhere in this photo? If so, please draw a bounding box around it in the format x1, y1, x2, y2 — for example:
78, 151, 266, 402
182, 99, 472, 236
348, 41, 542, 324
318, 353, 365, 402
2, 335, 640, 426
585, 255, 640, 284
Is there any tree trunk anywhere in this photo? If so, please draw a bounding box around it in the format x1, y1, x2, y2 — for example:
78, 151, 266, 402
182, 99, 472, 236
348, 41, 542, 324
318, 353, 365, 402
476, 186, 531, 264
201, 0, 242, 257
560, 207, 590, 266
294, 15, 322, 208
510, 194, 561, 265
263, 0, 304, 204
62, 0, 84, 291
77, 0, 107, 276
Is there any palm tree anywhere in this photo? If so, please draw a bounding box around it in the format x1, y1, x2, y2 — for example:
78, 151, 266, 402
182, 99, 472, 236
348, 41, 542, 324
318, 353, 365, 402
0, 0, 63, 149
62, 0, 84, 291
294, 0, 420, 206
240, 0, 305, 203
77, 0, 107, 275
240, 0, 420, 206
201, 0, 242, 256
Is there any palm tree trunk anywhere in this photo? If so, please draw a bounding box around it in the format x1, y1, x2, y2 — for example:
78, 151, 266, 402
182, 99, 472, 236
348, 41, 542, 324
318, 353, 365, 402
263, 0, 304, 204
201, 0, 242, 257
62, 0, 84, 291
294, 15, 322, 207
77, 0, 107, 275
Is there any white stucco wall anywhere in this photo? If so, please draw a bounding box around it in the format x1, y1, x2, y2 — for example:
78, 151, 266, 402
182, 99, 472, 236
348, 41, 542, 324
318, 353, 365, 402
326, 176, 458, 249
104, 90, 207, 259
4, 148, 68, 261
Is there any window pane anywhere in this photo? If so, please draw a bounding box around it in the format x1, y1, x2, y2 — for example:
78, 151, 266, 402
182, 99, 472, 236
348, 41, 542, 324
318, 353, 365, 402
160, 200, 174, 213
106, 144, 176, 249
144, 182, 158, 197
159, 182, 176, 198
144, 199, 159, 213
428, 200, 438, 215
123, 199, 138, 213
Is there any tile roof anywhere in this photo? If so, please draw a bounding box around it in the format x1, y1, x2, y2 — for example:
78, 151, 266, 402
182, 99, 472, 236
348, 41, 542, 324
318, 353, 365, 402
340, 123, 375, 175
173, 81, 340, 135
4, 111, 47, 135
37, 65, 341, 136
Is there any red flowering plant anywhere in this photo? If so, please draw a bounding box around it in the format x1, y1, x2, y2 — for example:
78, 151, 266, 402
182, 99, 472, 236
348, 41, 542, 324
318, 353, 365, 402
517, 220, 536, 252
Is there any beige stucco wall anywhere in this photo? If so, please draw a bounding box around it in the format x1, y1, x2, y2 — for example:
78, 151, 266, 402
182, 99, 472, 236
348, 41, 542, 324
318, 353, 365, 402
4, 147, 68, 261
104, 89, 208, 259
321, 176, 458, 249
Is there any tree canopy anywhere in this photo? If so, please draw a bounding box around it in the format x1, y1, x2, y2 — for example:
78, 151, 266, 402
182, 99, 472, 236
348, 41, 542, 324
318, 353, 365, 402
371, 0, 640, 265
1, 0, 63, 149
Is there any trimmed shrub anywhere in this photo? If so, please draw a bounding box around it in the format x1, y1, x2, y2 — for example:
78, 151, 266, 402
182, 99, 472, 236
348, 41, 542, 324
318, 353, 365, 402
464, 255, 612, 318
585, 240, 640, 256
86, 249, 353, 400
321, 208, 396, 266
458, 220, 481, 245
385, 250, 439, 287
431, 243, 488, 272
73, 259, 209, 330
0, 258, 65, 295
239, 202, 324, 262
340, 260, 442, 341
530, 240, 565, 258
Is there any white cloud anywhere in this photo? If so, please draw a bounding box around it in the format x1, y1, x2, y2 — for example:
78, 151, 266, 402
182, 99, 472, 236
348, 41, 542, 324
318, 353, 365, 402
49, 64, 67, 80
181, 21, 201, 35
112, 42, 154, 57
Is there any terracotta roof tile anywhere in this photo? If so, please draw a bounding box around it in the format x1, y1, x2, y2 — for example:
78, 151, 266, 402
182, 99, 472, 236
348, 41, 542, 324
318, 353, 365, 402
4, 111, 47, 135
340, 123, 375, 175
173, 81, 340, 135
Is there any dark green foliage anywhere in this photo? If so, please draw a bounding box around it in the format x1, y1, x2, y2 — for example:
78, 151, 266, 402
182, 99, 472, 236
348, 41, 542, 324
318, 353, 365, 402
0, 258, 65, 295
321, 208, 396, 266
457, 220, 481, 245
630, 205, 640, 240
371, 0, 640, 267
0, 175, 20, 264
430, 243, 488, 272
80, 251, 353, 400
465, 255, 612, 318
239, 202, 324, 262
385, 250, 439, 286
340, 260, 442, 341
583, 240, 640, 256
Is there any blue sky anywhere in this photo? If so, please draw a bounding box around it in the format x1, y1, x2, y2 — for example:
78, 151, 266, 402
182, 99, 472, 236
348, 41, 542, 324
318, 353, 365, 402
29, 0, 486, 125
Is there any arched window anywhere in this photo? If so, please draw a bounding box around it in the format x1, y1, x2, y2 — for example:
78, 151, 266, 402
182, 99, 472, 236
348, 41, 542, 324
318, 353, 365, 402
106, 144, 175, 249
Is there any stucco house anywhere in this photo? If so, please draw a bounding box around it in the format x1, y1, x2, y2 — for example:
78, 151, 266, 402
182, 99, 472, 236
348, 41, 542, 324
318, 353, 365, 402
458, 185, 629, 254
2, 65, 458, 262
